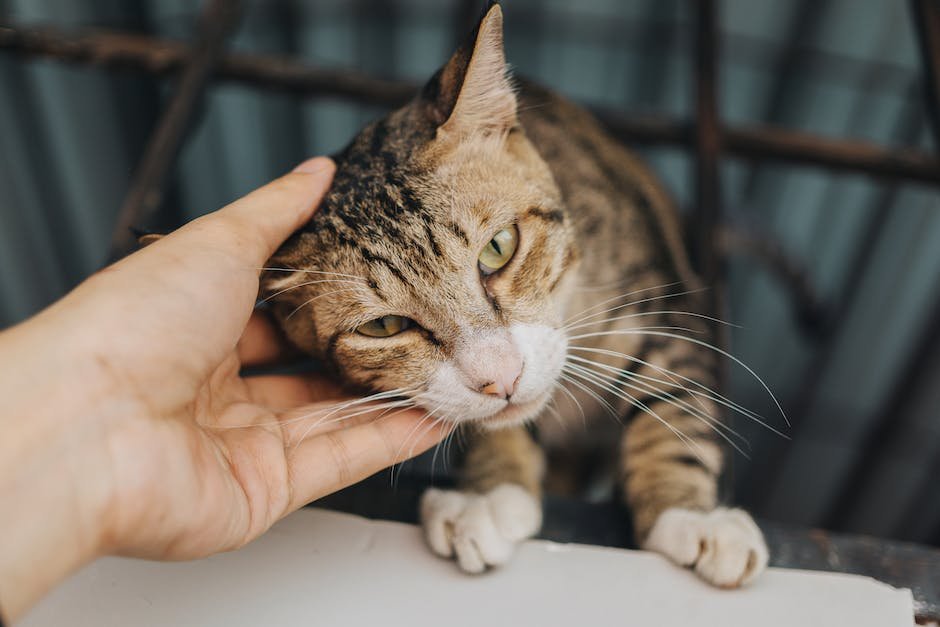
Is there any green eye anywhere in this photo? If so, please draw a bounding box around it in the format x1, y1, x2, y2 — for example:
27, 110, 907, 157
356, 315, 411, 337
478, 225, 519, 274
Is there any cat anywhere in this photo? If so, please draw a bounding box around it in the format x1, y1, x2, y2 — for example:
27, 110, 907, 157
262, 2, 769, 588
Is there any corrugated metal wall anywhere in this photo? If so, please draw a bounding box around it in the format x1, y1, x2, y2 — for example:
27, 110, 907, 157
1, 0, 938, 545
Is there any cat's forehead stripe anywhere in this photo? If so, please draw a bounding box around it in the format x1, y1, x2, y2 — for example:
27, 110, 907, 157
527, 206, 565, 223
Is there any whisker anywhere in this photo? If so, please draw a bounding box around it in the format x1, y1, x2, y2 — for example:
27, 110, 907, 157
563, 362, 749, 457
391, 408, 437, 486
563, 287, 707, 330
428, 403, 453, 476
256, 267, 368, 282
291, 398, 417, 449
513, 101, 553, 114
210, 387, 416, 431
259, 278, 367, 304
572, 276, 655, 293
564, 309, 742, 333
573, 324, 707, 335
562, 367, 707, 461
285, 287, 367, 320
567, 329, 788, 426
565, 345, 786, 437
277, 387, 419, 428
563, 281, 683, 324
567, 352, 713, 420
283, 388, 420, 445
434, 418, 460, 473
441, 410, 463, 471
553, 378, 587, 427
543, 397, 567, 431
559, 373, 620, 421
391, 396, 452, 480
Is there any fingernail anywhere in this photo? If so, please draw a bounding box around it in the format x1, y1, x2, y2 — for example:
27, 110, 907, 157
292, 156, 335, 177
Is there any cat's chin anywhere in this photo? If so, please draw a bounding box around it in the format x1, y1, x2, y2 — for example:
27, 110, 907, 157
476, 393, 551, 430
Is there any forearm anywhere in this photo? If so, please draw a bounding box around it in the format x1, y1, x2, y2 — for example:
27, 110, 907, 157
0, 314, 112, 622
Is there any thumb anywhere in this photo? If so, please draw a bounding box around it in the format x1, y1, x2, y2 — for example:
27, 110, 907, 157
199, 156, 336, 268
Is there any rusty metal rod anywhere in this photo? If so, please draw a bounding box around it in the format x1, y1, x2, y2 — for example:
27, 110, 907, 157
724, 124, 940, 187
0, 25, 417, 106
689, 0, 734, 500
911, 0, 940, 151
2, 22, 940, 187
692, 0, 722, 286
107, 0, 241, 257
823, 281, 940, 532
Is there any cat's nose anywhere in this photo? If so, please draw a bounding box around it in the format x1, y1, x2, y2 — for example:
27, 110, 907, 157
455, 330, 524, 401
478, 362, 523, 400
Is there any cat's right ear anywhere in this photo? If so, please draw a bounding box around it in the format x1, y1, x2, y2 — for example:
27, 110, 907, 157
421, 2, 516, 141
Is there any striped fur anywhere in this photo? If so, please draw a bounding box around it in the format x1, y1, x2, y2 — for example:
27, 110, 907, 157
264, 3, 764, 582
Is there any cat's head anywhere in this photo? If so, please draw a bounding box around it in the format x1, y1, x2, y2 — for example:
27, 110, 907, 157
264, 3, 578, 428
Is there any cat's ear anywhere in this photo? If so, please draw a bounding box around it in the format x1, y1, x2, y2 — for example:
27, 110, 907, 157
422, 2, 516, 139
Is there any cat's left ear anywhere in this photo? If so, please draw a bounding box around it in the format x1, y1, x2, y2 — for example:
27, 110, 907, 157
422, 2, 516, 139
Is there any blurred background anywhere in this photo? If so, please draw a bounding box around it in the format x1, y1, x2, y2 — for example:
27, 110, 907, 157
1, 0, 938, 547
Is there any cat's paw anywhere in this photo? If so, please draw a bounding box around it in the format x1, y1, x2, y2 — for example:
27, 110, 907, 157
420, 484, 542, 574
643, 507, 768, 588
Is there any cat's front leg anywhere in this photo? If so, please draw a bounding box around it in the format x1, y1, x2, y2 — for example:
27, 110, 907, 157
420, 425, 544, 573
622, 411, 769, 588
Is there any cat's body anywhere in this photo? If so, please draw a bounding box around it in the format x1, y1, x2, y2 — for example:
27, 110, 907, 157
264, 3, 768, 587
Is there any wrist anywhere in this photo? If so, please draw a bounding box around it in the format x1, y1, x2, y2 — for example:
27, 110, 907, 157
0, 312, 118, 620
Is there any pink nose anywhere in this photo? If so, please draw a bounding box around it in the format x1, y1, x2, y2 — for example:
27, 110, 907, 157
454, 330, 524, 401
479, 364, 523, 400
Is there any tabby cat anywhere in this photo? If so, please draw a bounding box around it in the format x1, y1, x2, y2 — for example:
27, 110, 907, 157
263, 2, 768, 587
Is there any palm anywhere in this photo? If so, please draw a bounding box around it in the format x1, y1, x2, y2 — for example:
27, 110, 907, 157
103, 315, 438, 561
74, 163, 444, 561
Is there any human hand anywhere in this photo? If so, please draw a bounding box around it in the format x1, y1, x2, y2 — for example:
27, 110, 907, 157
0, 158, 446, 620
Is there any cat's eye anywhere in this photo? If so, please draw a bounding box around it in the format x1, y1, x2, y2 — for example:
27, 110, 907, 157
356, 315, 412, 338
478, 225, 519, 275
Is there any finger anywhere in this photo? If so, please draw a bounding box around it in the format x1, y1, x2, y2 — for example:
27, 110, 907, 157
285, 411, 449, 511
243, 375, 346, 412
75, 158, 335, 356
276, 395, 419, 443
237, 311, 299, 367
196, 156, 335, 269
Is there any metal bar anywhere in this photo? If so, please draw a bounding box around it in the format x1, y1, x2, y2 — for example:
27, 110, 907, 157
108, 0, 241, 257
691, 0, 722, 285
738, 0, 819, 202
2, 24, 940, 186
454, 0, 482, 45
749, 201, 894, 510
716, 226, 827, 337
746, 100, 927, 510
1, 12, 918, 92
752, 189, 894, 516
722, 124, 940, 186
911, 0, 940, 151
814, 103, 931, 531
823, 284, 940, 530
690, 0, 732, 500
896, 444, 940, 542
0, 25, 417, 106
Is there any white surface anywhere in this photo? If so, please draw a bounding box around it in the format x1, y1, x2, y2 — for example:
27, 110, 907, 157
23, 508, 914, 626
